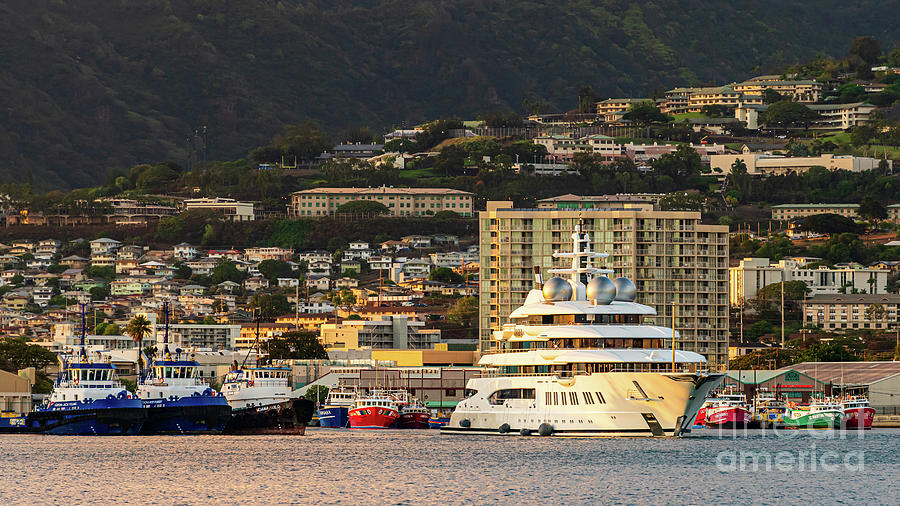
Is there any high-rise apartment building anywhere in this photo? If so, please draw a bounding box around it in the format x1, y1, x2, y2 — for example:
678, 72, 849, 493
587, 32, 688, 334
479, 200, 730, 369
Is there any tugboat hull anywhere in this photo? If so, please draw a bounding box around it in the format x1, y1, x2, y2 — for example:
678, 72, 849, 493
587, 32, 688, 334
224, 398, 314, 435
141, 398, 233, 435
30, 400, 146, 435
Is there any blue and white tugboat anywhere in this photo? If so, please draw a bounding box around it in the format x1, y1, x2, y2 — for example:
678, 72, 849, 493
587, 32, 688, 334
29, 306, 145, 435
137, 304, 232, 434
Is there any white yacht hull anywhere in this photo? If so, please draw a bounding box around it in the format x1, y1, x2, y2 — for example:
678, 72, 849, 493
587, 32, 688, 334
443, 372, 724, 437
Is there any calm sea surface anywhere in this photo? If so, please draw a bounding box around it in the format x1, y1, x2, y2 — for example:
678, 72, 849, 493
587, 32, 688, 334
1, 428, 898, 504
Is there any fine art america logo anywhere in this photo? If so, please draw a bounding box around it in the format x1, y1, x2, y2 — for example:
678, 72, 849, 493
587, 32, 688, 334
714, 427, 865, 473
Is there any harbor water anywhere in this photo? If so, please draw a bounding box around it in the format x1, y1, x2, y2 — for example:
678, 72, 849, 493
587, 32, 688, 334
1, 428, 898, 504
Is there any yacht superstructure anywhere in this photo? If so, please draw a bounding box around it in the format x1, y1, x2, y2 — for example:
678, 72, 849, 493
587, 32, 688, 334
442, 220, 723, 437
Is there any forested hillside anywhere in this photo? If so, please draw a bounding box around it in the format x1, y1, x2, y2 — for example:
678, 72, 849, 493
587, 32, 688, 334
2, 0, 899, 188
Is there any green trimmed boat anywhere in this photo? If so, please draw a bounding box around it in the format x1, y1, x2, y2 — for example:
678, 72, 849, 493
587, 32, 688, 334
783, 401, 843, 429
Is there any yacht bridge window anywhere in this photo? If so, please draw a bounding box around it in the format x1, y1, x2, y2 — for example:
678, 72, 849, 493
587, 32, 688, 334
527, 314, 642, 326
488, 388, 535, 405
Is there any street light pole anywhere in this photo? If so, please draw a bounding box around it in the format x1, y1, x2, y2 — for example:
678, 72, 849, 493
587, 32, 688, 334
671, 302, 676, 373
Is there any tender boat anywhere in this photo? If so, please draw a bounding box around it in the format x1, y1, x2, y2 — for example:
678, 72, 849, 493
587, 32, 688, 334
840, 396, 874, 430
442, 221, 724, 437
692, 400, 713, 429
348, 391, 400, 429
28, 307, 145, 435
428, 409, 452, 429
137, 305, 231, 434
317, 387, 355, 428
704, 391, 752, 428
783, 400, 843, 429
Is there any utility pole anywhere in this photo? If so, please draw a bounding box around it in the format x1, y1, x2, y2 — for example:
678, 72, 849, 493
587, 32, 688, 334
781, 272, 785, 349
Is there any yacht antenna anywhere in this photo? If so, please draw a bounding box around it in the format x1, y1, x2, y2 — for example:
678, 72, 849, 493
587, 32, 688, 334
547, 219, 611, 284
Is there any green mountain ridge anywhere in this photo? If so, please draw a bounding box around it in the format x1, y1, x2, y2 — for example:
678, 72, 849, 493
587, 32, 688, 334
2, 0, 899, 189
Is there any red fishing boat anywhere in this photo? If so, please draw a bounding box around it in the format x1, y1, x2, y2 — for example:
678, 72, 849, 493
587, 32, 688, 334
398, 403, 430, 429
705, 392, 752, 428
348, 392, 399, 429
841, 396, 875, 429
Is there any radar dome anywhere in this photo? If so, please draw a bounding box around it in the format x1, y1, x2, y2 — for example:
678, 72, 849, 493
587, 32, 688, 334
613, 277, 637, 302
542, 277, 573, 302
586, 276, 616, 305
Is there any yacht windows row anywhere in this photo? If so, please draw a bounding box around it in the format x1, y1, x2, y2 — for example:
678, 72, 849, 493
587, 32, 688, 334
498, 362, 700, 376
521, 314, 643, 325
543, 391, 606, 406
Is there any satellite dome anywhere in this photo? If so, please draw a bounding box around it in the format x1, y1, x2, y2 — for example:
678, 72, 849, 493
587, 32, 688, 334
586, 276, 616, 305
542, 277, 573, 302
613, 277, 637, 302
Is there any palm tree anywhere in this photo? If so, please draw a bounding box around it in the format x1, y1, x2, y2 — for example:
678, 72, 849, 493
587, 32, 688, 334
126, 315, 152, 373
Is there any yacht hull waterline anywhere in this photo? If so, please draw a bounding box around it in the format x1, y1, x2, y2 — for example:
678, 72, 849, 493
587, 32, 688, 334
443, 372, 722, 437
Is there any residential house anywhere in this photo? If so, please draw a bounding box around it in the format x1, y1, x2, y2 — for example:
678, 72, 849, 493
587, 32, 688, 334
340, 260, 361, 275
216, 280, 241, 294
116, 244, 145, 260
208, 249, 244, 262
307, 260, 332, 277
244, 247, 293, 263
186, 259, 217, 277
36, 239, 61, 255
380, 240, 407, 252
431, 234, 459, 247
334, 277, 359, 290
90, 238, 122, 256
173, 243, 197, 260
60, 255, 89, 269
90, 253, 116, 268
401, 235, 432, 249
179, 285, 206, 296
277, 277, 300, 288
306, 277, 331, 292
243, 276, 269, 292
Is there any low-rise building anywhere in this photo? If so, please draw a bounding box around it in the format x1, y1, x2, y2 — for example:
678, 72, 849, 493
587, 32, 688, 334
729, 257, 889, 305
183, 197, 255, 222
533, 134, 624, 162
735, 102, 877, 130
804, 294, 900, 331
320, 315, 440, 350
289, 187, 474, 218
770, 203, 859, 221
169, 323, 241, 350
0, 369, 33, 414
711, 145, 879, 176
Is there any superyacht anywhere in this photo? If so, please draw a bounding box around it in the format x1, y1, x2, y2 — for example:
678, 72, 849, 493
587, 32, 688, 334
442, 221, 724, 437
